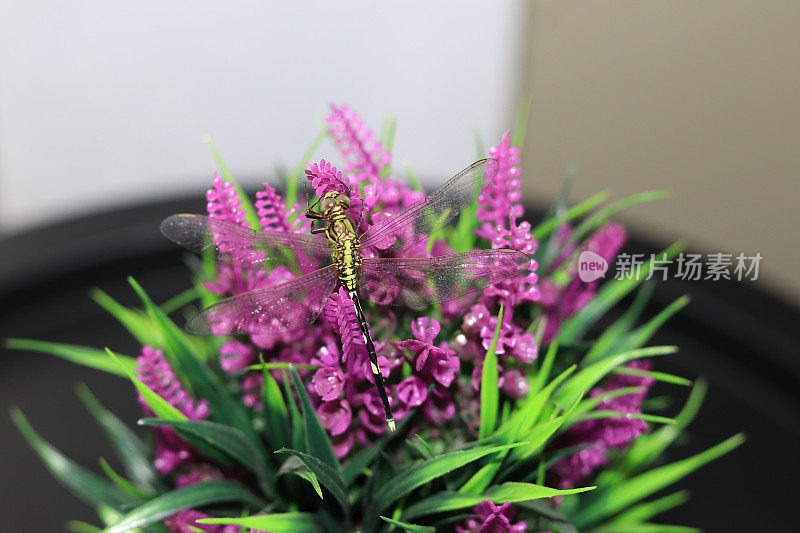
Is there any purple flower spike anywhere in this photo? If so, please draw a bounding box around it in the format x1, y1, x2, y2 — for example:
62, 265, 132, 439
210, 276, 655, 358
327, 103, 391, 184
476, 132, 523, 230
255, 183, 308, 233
206, 172, 248, 228
305, 158, 351, 198
218, 339, 255, 374
456, 500, 527, 533
137, 346, 210, 420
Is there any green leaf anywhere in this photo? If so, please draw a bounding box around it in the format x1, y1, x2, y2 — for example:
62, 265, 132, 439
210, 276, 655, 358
342, 413, 408, 485
197, 513, 318, 533
275, 448, 349, 513
127, 278, 257, 445
66, 521, 103, 533
90, 289, 161, 347
293, 468, 324, 499
380, 516, 435, 533
139, 418, 275, 497
282, 370, 304, 451
99, 458, 151, 500
529, 340, 559, 397
159, 287, 200, 314
5, 338, 136, 378
599, 380, 708, 484
583, 282, 655, 363
532, 191, 610, 241
570, 190, 671, 244
479, 306, 503, 439
500, 363, 576, 439
366, 443, 526, 525
612, 366, 691, 386
107, 348, 187, 422
555, 346, 677, 406
261, 363, 290, 450
10, 408, 132, 510
203, 136, 261, 229
608, 490, 690, 525
608, 296, 691, 356
105, 480, 264, 533
403, 482, 594, 521
76, 384, 157, 491
557, 242, 683, 342
288, 364, 340, 472
571, 434, 745, 528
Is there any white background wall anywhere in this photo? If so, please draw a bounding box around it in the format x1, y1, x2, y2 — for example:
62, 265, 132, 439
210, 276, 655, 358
0, 1, 526, 232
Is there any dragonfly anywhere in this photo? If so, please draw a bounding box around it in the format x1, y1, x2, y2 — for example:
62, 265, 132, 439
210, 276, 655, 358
160, 159, 530, 431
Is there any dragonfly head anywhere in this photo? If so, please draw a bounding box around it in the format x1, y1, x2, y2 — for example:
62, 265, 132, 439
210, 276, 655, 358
320, 191, 351, 213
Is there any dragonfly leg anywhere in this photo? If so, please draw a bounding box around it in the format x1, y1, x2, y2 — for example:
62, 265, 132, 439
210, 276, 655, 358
349, 291, 396, 431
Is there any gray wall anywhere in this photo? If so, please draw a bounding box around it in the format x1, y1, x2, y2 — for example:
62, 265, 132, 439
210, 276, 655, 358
521, 1, 799, 303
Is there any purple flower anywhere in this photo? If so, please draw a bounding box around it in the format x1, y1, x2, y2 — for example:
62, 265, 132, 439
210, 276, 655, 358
255, 183, 309, 233
550, 359, 654, 489
206, 172, 248, 227
327, 103, 391, 185
456, 500, 527, 533
317, 399, 352, 436
241, 373, 263, 410
137, 346, 210, 475
218, 339, 255, 374
137, 346, 210, 420
313, 366, 346, 401
540, 222, 627, 343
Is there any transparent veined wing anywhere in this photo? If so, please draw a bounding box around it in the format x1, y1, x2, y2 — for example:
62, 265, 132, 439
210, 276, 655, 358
160, 214, 332, 273
186, 265, 339, 335
359, 159, 499, 254
359, 249, 529, 308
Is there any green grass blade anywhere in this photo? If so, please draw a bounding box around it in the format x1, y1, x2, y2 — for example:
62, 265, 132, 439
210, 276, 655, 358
105, 479, 264, 533
66, 521, 103, 533
590, 524, 700, 533
532, 191, 610, 241
5, 338, 136, 377
90, 288, 161, 347
598, 380, 708, 485
571, 434, 745, 528
529, 340, 558, 397
570, 190, 671, 244
479, 306, 504, 439
288, 364, 341, 473
75, 384, 157, 491
557, 242, 683, 342
555, 346, 677, 405
380, 516, 435, 532
261, 363, 290, 450
98, 458, 151, 500
609, 296, 691, 356
10, 408, 132, 510
404, 482, 593, 521
127, 277, 257, 444
159, 287, 200, 315
197, 513, 318, 533
140, 418, 275, 497
608, 490, 691, 525
583, 282, 655, 363
366, 443, 526, 525
275, 448, 349, 514
613, 367, 691, 386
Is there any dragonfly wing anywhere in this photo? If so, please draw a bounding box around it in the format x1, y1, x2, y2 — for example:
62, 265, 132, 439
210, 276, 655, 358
186, 265, 338, 335
161, 214, 332, 272
359, 159, 499, 254
360, 249, 529, 308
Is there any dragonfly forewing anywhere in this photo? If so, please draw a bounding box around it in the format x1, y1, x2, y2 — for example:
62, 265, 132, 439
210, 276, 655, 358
359, 159, 499, 254
359, 249, 529, 308
161, 214, 333, 274
187, 265, 339, 335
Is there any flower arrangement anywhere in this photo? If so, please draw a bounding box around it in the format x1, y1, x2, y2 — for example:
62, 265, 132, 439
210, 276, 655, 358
9, 103, 743, 533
